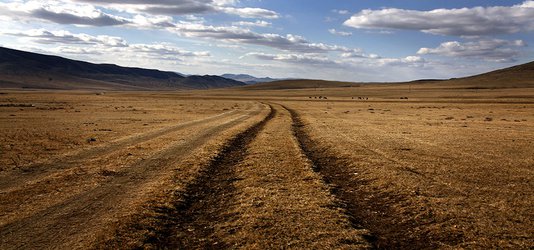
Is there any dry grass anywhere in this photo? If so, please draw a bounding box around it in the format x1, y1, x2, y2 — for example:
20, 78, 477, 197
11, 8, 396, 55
0, 91, 264, 249
0, 83, 533, 249
281, 98, 534, 248
0, 91, 247, 171
214, 104, 369, 249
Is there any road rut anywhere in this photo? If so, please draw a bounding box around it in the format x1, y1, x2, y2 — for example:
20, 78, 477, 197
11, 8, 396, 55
143, 104, 371, 249
0, 104, 265, 249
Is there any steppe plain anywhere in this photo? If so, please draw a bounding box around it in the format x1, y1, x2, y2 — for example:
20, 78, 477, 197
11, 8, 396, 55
0, 83, 533, 249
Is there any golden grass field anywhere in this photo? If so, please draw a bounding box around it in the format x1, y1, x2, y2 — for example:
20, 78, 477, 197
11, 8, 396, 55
0, 83, 533, 249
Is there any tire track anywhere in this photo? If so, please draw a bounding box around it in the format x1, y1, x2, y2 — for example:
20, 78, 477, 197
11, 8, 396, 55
0, 108, 249, 191
0, 106, 264, 250
141, 104, 276, 249
212, 104, 370, 248
285, 105, 468, 249
0, 106, 260, 227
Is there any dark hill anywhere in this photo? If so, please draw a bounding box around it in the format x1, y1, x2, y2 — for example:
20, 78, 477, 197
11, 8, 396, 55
221, 74, 277, 84
240, 79, 359, 90
412, 61, 534, 89
0, 47, 245, 90
239, 61, 534, 90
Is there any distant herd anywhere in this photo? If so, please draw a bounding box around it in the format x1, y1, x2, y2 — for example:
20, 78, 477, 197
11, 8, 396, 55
308, 96, 409, 100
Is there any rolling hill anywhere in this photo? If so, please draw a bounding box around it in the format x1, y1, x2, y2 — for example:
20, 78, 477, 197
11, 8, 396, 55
439, 60, 534, 89
221, 74, 277, 84
239, 60, 534, 90
240, 79, 360, 90
0, 47, 245, 90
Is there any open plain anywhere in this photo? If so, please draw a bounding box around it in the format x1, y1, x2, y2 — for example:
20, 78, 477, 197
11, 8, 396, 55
0, 83, 533, 249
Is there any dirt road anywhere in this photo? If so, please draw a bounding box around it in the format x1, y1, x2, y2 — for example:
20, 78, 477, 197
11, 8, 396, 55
2, 94, 531, 249
0, 103, 267, 249
124, 104, 371, 249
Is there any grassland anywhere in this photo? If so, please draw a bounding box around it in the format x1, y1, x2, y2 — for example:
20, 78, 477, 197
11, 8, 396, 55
0, 83, 533, 249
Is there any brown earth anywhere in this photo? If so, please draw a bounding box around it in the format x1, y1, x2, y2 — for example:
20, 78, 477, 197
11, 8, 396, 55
0, 84, 533, 249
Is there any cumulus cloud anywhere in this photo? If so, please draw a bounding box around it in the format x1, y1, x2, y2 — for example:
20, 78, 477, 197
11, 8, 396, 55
217, 7, 279, 19
233, 20, 271, 27
243, 52, 341, 67
328, 29, 352, 37
131, 14, 176, 28
0, 0, 279, 26
245, 51, 426, 70
343, 1, 534, 36
31, 9, 128, 26
129, 44, 210, 58
2, 29, 129, 47
0, 1, 130, 26
72, 0, 279, 19
2, 28, 210, 61
332, 9, 350, 15
371, 56, 426, 67
170, 22, 364, 54
417, 39, 527, 62
341, 52, 380, 59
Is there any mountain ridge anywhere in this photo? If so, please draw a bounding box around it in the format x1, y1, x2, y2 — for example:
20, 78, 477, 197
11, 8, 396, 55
239, 60, 534, 90
0, 47, 245, 90
221, 74, 277, 84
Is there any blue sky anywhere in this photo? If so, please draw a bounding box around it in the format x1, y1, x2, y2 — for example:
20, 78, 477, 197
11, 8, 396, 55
0, 0, 533, 81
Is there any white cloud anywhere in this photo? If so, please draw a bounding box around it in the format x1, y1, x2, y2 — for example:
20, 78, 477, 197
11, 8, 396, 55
344, 1, 534, 36
129, 44, 211, 58
353, 56, 427, 68
73, 0, 279, 19
216, 7, 279, 19
332, 9, 349, 15
244, 52, 340, 67
1, 29, 129, 47
328, 29, 352, 37
0, 1, 130, 26
131, 14, 176, 28
341, 51, 379, 59
2, 28, 210, 62
233, 20, 271, 27
417, 39, 527, 62
245, 51, 427, 72
170, 22, 365, 54
0, 0, 280, 26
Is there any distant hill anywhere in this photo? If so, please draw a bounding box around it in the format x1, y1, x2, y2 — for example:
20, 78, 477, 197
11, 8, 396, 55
412, 61, 534, 89
240, 61, 534, 90
240, 79, 360, 90
180, 75, 248, 89
0, 47, 245, 90
455, 60, 534, 88
221, 74, 277, 84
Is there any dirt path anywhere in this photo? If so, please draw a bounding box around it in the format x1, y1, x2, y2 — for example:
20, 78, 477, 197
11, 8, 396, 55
0, 104, 265, 249
143, 104, 371, 249
0, 105, 261, 227
285, 106, 460, 249
286, 103, 534, 248
0, 107, 247, 191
